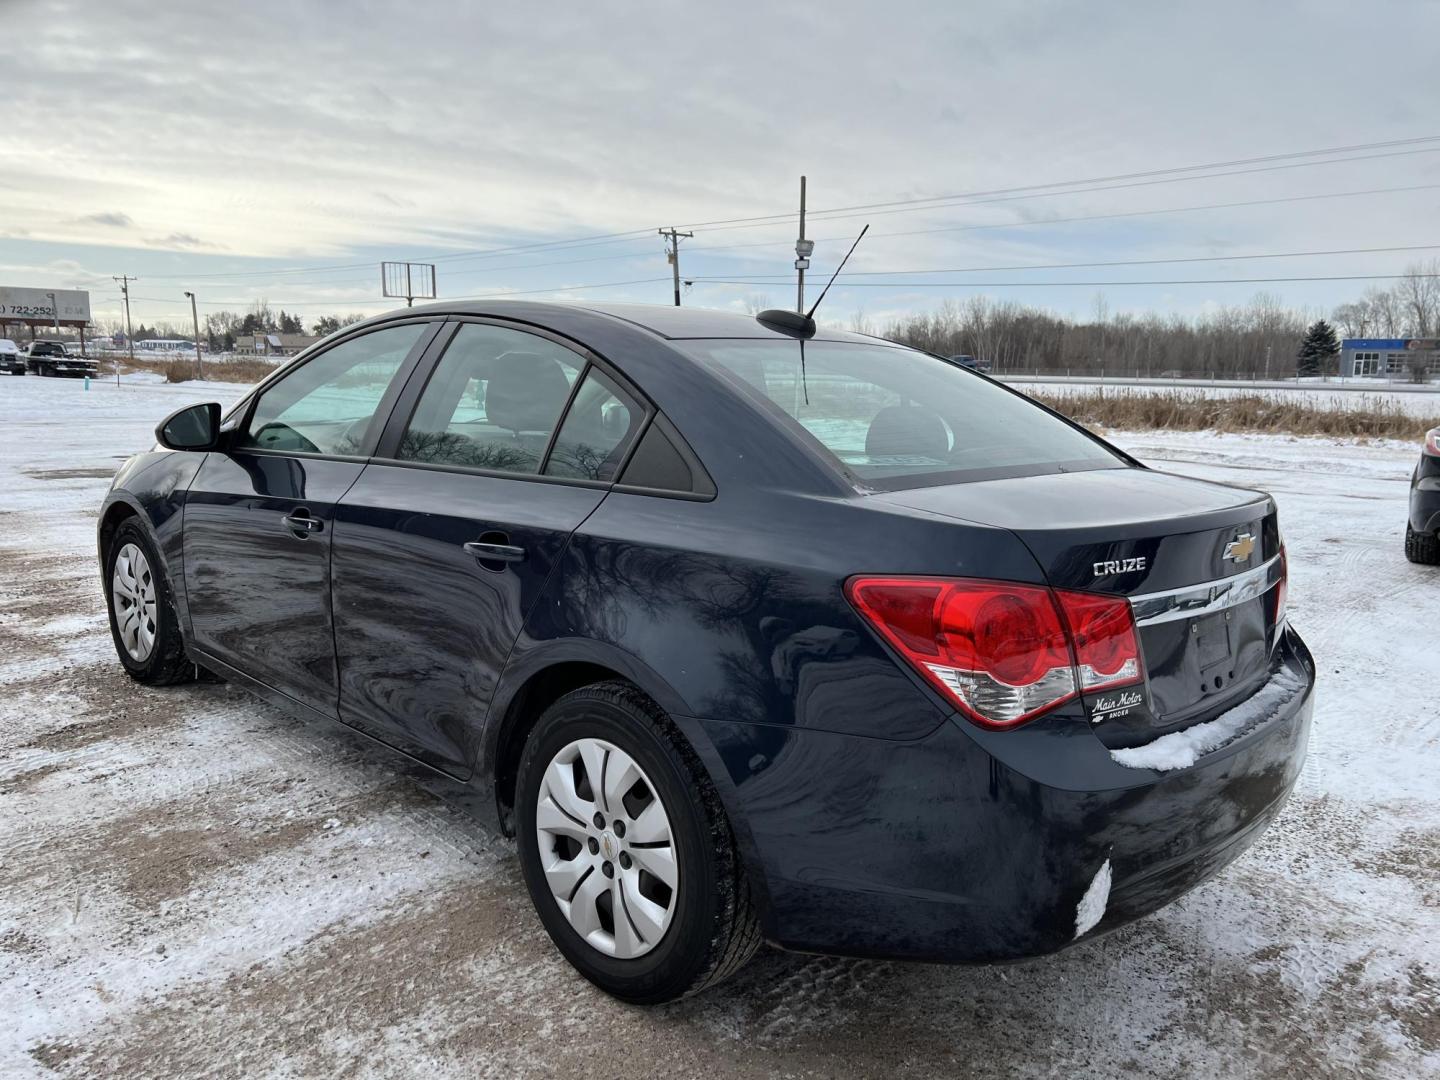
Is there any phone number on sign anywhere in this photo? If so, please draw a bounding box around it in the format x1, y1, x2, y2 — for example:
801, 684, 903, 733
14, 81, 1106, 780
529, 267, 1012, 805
5, 305, 77, 318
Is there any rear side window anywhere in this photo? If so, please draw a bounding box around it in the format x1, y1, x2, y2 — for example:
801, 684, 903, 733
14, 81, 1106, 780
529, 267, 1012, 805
683, 339, 1123, 487
543, 368, 643, 482
397, 324, 584, 474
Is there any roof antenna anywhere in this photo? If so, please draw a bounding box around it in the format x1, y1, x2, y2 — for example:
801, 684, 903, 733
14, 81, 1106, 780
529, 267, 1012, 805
806, 224, 869, 321
756, 223, 869, 338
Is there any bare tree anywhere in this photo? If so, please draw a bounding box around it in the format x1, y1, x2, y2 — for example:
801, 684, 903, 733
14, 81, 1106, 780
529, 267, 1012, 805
1393, 259, 1440, 337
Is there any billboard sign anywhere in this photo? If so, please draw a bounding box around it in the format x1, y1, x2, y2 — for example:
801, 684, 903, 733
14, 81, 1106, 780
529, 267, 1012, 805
0, 286, 92, 325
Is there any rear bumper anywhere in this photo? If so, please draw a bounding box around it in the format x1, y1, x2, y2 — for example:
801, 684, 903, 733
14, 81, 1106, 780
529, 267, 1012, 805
684, 625, 1314, 963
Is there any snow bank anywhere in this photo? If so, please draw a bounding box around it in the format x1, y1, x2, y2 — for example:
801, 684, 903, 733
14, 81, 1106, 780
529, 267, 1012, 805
1110, 667, 1309, 772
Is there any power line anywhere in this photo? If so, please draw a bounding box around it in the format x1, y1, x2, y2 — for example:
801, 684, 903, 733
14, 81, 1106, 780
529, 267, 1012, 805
134, 135, 1440, 283
691, 242, 1440, 282
117, 276, 674, 308
688, 147, 1440, 235
695, 272, 1440, 289
127, 167, 1440, 296
672, 135, 1440, 230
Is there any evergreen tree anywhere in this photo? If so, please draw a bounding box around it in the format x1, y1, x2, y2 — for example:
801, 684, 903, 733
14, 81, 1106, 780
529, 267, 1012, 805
1296, 319, 1340, 376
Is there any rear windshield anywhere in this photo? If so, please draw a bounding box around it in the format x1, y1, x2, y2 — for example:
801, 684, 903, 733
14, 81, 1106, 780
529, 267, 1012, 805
31, 342, 65, 356
684, 338, 1125, 488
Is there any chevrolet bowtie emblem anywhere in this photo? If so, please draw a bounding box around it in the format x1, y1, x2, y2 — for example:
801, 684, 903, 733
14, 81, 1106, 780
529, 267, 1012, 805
1223, 533, 1255, 563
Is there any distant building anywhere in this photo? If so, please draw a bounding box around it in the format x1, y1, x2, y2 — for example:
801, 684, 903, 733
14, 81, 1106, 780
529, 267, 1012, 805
135, 338, 196, 353
231, 332, 318, 356
1339, 337, 1440, 378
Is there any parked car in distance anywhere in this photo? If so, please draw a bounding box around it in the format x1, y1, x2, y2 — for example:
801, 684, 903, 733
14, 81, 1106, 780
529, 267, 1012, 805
99, 301, 1315, 1004
1405, 426, 1440, 564
26, 339, 97, 378
0, 338, 24, 375
947, 353, 992, 373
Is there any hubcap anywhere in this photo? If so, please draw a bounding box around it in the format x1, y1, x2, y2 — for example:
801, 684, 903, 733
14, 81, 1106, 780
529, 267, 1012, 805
534, 737, 678, 959
111, 543, 157, 662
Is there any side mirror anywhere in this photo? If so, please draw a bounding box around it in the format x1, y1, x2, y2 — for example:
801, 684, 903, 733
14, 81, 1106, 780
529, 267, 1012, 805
156, 402, 222, 451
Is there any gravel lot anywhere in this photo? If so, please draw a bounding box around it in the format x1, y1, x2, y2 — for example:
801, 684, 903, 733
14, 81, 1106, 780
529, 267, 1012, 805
1, 375, 1436, 1078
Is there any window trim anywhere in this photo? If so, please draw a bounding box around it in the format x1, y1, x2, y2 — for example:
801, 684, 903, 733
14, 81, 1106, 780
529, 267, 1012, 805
613, 411, 717, 500
222, 317, 443, 463
371, 315, 657, 485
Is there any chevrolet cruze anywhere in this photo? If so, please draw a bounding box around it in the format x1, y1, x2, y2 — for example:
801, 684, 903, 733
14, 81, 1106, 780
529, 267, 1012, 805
100, 301, 1315, 1002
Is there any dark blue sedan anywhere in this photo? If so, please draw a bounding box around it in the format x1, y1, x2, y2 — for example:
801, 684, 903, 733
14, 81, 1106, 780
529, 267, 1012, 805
99, 301, 1315, 1003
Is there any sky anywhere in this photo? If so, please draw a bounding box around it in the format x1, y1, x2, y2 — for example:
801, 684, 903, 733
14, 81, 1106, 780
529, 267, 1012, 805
4, 0, 1440, 334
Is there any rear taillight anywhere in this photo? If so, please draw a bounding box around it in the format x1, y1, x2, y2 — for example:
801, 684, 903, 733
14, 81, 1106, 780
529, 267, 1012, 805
845, 576, 1142, 730
1425, 428, 1440, 457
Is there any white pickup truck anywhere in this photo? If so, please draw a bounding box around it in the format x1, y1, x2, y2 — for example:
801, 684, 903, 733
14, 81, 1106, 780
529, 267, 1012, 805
0, 339, 24, 375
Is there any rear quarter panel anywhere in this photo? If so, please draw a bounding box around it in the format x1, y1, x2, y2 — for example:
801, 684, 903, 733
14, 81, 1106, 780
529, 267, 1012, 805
500, 485, 1049, 742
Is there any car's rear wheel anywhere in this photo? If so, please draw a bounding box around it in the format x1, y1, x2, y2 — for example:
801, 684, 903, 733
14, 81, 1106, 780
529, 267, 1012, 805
105, 519, 195, 685
1406, 523, 1440, 565
515, 680, 761, 1003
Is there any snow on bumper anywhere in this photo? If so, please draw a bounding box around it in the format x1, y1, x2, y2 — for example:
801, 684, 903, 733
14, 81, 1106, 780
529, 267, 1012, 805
1110, 664, 1310, 772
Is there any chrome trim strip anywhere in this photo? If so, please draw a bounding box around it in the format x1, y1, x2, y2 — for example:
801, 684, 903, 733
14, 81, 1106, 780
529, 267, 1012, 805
1128, 554, 1282, 627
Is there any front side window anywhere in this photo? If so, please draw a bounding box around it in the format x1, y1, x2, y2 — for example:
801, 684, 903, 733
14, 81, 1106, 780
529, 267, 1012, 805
684, 338, 1125, 488
235, 323, 425, 456
397, 324, 584, 474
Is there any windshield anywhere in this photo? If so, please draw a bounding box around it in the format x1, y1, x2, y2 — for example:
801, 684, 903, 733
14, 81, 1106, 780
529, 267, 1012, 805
31, 342, 65, 356
684, 339, 1125, 488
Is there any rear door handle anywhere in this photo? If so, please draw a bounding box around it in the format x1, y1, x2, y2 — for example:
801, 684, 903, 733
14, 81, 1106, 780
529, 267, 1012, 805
463, 541, 526, 562
282, 511, 324, 536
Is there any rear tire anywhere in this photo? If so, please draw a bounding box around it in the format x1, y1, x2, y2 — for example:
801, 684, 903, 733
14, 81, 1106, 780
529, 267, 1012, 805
1405, 523, 1440, 565
515, 680, 761, 1003
104, 519, 195, 685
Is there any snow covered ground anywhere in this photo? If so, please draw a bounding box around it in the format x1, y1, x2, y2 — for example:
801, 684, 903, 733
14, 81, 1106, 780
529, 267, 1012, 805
1, 374, 1437, 1078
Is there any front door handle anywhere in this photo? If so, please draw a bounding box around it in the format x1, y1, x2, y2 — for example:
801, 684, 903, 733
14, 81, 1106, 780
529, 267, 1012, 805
282, 510, 324, 537
463, 540, 526, 563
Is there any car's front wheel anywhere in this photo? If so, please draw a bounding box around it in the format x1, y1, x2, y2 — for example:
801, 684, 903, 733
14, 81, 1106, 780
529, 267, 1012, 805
1406, 523, 1440, 565
104, 519, 195, 685
515, 681, 761, 1003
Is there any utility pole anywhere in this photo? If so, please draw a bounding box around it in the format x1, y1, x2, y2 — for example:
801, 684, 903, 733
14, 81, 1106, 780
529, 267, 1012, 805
113, 275, 136, 386
184, 291, 205, 380
659, 227, 693, 307
795, 176, 813, 314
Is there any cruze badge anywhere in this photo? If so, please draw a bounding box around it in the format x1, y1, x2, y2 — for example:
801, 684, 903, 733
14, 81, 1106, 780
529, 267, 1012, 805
1093, 556, 1146, 576
1223, 533, 1255, 563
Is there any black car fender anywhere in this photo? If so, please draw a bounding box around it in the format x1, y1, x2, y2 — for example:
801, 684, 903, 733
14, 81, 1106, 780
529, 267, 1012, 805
100, 450, 208, 632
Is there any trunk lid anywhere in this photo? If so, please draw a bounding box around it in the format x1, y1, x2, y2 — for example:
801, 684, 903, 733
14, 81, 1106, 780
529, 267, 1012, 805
875, 468, 1283, 743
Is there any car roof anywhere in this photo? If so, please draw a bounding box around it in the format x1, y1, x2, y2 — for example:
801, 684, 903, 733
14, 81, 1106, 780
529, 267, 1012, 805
392, 299, 883, 344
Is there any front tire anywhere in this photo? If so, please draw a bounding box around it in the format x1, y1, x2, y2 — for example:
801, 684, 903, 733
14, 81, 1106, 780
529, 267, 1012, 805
515, 681, 761, 1003
1406, 523, 1440, 565
104, 519, 195, 685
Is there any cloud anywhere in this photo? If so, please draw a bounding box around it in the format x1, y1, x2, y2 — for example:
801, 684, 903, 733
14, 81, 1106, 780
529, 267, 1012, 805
77, 211, 132, 227
145, 232, 218, 250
